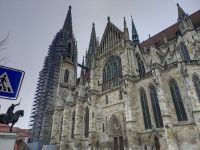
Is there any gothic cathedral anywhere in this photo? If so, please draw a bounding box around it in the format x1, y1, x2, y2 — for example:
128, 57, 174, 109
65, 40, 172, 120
30, 4, 200, 150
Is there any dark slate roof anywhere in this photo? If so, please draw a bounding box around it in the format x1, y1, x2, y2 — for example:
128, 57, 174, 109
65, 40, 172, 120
140, 10, 200, 48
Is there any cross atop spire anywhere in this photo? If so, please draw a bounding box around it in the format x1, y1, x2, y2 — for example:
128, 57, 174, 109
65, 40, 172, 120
177, 3, 186, 19
63, 5, 73, 34
131, 15, 139, 44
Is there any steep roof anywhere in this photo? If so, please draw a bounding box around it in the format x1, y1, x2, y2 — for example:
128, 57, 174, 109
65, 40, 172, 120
140, 10, 200, 48
99, 17, 123, 48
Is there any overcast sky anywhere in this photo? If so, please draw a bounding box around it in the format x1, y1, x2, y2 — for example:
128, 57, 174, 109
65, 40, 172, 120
0, 0, 199, 129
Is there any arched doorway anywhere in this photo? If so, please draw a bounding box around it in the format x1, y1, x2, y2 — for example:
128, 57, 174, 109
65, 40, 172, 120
108, 115, 124, 150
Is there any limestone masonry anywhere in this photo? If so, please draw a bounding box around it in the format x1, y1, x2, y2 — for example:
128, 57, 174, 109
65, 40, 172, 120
30, 4, 200, 150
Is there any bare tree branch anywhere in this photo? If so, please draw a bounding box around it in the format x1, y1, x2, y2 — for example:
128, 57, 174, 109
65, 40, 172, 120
0, 34, 9, 50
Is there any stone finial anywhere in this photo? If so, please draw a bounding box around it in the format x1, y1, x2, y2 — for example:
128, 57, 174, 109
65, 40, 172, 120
107, 16, 110, 22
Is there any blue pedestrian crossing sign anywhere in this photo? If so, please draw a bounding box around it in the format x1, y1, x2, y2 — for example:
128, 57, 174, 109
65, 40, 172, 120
0, 66, 25, 100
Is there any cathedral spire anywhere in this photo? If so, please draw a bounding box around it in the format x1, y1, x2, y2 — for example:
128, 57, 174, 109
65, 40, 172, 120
63, 6, 73, 34
86, 23, 97, 69
123, 17, 130, 40
88, 23, 97, 55
177, 3, 186, 19
131, 16, 139, 44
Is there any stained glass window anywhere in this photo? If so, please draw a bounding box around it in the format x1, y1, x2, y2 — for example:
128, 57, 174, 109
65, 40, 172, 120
102, 55, 122, 91
140, 88, 152, 129
149, 85, 163, 128
192, 75, 200, 101
169, 79, 188, 121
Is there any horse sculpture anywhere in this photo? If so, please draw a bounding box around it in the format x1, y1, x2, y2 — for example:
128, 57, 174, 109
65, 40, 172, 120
0, 110, 24, 132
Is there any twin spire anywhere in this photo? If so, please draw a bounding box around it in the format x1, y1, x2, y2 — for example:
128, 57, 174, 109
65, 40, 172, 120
63, 6, 73, 35
62, 4, 186, 58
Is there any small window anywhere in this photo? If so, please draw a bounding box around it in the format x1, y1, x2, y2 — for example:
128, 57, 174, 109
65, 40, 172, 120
64, 69, 69, 83
119, 90, 123, 100
67, 43, 72, 58
105, 95, 108, 104
103, 123, 105, 132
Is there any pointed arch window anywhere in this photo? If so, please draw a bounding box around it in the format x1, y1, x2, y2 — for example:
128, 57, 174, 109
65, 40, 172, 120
149, 85, 163, 128
169, 79, 188, 121
102, 55, 122, 91
84, 107, 89, 138
140, 88, 152, 129
64, 69, 69, 83
67, 43, 72, 58
136, 53, 145, 77
192, 75, 200, 101
71, 111, 75, 139
179, 42, 190, 61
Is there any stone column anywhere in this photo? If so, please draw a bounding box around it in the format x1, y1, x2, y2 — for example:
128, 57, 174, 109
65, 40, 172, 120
154, 69, 179, 150
123, 78, 139, 150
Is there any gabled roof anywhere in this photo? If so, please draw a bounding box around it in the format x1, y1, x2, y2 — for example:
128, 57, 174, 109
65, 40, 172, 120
140, 10, 200, 48
99, 17, 123, 48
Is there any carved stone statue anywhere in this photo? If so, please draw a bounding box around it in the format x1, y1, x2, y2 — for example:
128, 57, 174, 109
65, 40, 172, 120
0, 103, 24, 132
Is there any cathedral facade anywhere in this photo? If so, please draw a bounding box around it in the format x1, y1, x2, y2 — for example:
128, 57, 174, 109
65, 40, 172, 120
30, 4, 200, 150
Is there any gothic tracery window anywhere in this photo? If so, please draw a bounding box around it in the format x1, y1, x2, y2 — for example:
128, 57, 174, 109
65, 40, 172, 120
149, 85, 163, 128
84, 107, 89, 138
102, 55, 122, 91
140, 88, 152, 129
169, 79, 188, 121
136, 53, 145, 77
192, 75, 200, 101
64, 69, 69, 83
179, 42, 190, 61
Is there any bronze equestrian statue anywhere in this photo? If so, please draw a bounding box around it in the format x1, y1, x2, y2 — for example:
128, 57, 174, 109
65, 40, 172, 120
0, 102, 24, 132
